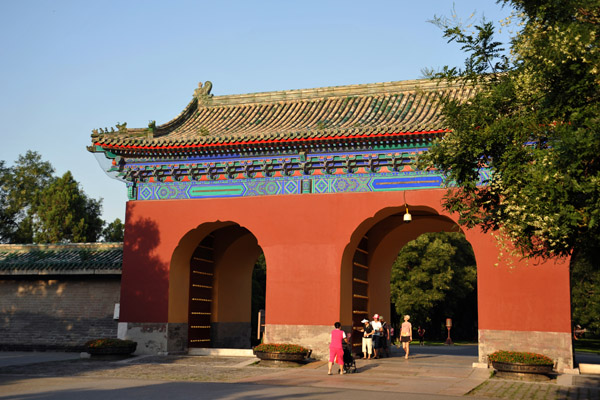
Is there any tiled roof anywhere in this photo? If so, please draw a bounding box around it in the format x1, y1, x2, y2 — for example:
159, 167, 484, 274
91, 79, 474, 150
0, 243, 122, 275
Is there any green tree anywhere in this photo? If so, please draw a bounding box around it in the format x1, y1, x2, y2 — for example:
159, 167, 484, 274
102, 218, 125, 242
0, 161, 13, 242
0, 152, 106, 244
390, 232, 477, 340
2, 151, 55, 243
33, 171, 104, 243
421, 1, 600, 264
571, 248, 600, 335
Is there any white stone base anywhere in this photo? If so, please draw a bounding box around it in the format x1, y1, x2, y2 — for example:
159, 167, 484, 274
264, 324, 333, 360
478, 329, 573, 372
117, 322, 187, 355
579, 364, 600, 374
188, 348, 255, 357
562, 368, 580, 375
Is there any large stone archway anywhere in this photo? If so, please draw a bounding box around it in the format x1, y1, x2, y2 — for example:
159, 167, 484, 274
116, 188, 572, 370
96, 78, 573, 372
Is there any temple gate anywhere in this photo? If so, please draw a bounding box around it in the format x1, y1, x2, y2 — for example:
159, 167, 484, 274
89, 79, 573, 371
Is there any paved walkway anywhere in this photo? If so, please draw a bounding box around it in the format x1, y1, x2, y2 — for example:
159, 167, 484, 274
236, 350, 491, 397
0, 346, 598, 399
0, 351, 81, 367
471, 379, 600, 400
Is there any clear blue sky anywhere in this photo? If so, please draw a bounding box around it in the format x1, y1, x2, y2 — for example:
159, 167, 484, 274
0, 0, 512, 225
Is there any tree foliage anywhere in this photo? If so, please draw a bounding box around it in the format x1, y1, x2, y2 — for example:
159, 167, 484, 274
1, 151, 55, 243
0, 152, 105, 244
421, 1, 600, 263
0, 161, 12, 241
390, 232, 477, 340
571, 247, 600, 335
34, 171, 104, 243
102, 218, 125, 242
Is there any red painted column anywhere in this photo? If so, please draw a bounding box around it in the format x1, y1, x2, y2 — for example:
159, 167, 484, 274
471, 234, 571, 333
466, 227, 573, 370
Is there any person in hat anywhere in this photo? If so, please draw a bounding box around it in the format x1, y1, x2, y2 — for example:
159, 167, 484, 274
360, 319, 373, 359
371, 314, 382, 359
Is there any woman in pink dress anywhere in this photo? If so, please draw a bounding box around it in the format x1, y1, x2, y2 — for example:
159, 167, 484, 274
327, 321, 347, 375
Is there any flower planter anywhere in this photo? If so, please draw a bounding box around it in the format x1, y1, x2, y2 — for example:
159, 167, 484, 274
488, 350, 554, 381
85, 339, 137, 358
492, 361, 553, 375
254, 351, 308, 362
253, 343, 311, 365
86, 344, 137, 356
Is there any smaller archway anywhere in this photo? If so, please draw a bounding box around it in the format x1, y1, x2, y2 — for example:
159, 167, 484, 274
169, 222, 264, 349
389, 231, 478, 343
341, 205, 471, 352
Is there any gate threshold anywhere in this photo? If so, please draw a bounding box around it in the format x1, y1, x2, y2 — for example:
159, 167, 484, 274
188, 348, 255, 357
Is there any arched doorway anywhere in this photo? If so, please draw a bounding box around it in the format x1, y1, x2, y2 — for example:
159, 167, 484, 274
341, 205, 471, 353
170, 222, 264, 349
389, 231, 478, 344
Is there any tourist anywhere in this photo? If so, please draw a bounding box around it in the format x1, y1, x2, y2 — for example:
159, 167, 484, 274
573, 325, 586, 340
371, 314, 382, 359
400, 315, 413, 359
327, 321, 346, 375
360, 319, 373, 359
417, 326, 426, 345
380, 316, 390, 357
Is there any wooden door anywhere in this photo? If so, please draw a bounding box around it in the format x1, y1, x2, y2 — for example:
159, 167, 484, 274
188, 235, 215, 347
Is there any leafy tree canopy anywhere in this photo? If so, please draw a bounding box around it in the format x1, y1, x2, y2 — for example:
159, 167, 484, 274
0, 152, 105, 244
571, 247, 600, 335
0, 161, 12, 241
102, 218, 125, 242
421, 0, 600, 263
390, 232, 477, 339
34, 171, 104, 243
1, 151, 55, 243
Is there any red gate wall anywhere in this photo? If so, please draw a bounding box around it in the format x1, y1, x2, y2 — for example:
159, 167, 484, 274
119, 188, 572, 368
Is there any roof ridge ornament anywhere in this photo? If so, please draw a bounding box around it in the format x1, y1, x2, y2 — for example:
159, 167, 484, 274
194, 81, 214, 106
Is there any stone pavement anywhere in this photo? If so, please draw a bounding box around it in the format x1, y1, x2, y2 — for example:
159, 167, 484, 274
0, 351, 81, 367
235, 350, 491, 397
0, 346, 598, 399
469, 378, 600, 400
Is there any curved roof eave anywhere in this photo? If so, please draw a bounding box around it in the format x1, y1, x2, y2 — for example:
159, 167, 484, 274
90, 78, 471, 153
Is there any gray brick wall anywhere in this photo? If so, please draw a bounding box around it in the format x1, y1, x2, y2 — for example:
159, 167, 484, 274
0, 276, 121, 351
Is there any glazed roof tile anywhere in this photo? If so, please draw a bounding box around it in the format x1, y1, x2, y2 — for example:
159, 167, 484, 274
0, 243, 122, 275
91, 79, 474, 150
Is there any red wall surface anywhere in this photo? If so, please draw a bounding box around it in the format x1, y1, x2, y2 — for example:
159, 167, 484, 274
121, 188, 571, 334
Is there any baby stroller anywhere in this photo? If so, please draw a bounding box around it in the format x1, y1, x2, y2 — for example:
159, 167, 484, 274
342, 342, 357, 373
